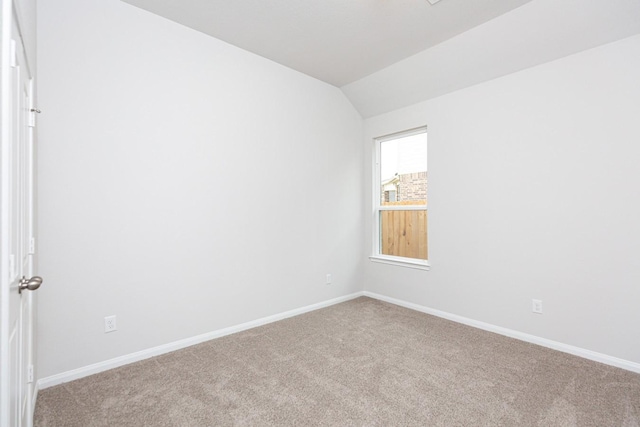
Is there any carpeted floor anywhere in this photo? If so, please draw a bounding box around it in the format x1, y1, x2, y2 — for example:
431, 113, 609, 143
35, 297, 640, 426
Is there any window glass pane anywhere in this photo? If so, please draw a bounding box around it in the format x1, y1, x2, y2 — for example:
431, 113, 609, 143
379, 209, 428, 260
380, 133, 427, 206
376, 129, 428, 263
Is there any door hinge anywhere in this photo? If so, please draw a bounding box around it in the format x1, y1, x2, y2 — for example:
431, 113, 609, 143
10, 39, 17, 67
28, 111, 36, 128
29, 238, 35, 255
27, 365, 34, 384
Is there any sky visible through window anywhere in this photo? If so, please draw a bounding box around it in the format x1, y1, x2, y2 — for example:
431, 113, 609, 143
380, 133, 427, 182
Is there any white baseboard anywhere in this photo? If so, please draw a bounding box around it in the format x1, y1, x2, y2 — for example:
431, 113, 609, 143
37, 289, 639, 393
364, 291, 640, 374
37, 292, 365, 390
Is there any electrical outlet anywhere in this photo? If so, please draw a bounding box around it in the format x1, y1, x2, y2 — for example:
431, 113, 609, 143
104, 315, 117, 333
532, 299, 543, 314
326, 274, 332, 285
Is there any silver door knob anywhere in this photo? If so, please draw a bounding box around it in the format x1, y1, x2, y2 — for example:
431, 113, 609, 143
19, 276, 43, 293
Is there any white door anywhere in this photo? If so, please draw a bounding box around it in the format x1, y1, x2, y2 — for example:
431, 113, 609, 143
1, 2, 39, 426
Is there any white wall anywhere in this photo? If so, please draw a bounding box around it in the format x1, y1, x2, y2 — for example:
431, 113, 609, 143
362, 35, 640, 364
37, 0, 363, 378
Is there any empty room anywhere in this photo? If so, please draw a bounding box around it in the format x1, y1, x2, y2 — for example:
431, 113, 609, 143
1, 0, 640, 425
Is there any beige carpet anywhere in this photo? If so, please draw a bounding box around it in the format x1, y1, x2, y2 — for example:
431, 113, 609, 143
35, 297, 640, 426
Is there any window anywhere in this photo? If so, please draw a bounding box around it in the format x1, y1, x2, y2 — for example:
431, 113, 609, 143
371, 127, 428, 270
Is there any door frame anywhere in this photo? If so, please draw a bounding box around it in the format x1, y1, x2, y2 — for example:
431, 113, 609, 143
1, 0, 38, 425
1, 0, 15, 421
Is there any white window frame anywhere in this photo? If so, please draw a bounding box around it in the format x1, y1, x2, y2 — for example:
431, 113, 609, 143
370, 126, 430, 270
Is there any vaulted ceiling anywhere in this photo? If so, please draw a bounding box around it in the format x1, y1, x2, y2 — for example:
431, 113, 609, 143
120, 0, 640, 117
120, 0, 533, 87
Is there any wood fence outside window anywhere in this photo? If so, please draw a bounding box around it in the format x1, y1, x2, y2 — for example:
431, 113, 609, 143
380, 209, 428, 260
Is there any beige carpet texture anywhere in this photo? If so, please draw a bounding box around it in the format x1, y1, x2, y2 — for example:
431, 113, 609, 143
35, 297, 640, 426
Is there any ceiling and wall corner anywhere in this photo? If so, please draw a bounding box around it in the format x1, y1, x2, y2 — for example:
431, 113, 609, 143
120, 0, 640, 118
342, 0, 640, 117
120, 0, 533, 87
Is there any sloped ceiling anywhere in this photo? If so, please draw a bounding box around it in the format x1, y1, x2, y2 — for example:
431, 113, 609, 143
343, 0, 640, 117
120, 0, 532, 87
120, 0, 640, 118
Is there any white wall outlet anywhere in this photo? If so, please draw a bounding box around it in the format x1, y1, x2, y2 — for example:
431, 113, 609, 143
532, 299, 543, 314
325, 274, 332, 285
104, 315, 117, 333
